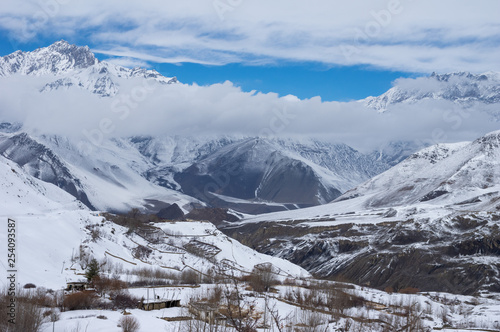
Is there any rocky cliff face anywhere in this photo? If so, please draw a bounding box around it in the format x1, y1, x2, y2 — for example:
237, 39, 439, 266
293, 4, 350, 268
222, 212, 500, 295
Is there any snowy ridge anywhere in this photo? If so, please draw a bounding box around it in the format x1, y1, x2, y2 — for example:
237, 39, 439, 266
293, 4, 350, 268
0, 155, 86, 215
337, 130, 500, 210
363, 71, 500, 112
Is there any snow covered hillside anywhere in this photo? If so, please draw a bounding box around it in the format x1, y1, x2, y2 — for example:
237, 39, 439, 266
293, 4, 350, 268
0, 153, 307, 291
2, 129, 500, 332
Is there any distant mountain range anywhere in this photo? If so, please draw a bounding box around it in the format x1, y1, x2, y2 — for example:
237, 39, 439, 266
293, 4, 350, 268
0, 129, 389, 214
0, 41, 390, 213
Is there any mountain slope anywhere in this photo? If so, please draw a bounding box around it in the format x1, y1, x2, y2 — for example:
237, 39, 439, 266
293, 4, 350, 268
0, 154, 87, 215
140, 136, 389, 213
0, 132, 95, 209
174, 138, 341, 205
337, 130, 500, 210
0, 126, 389, 214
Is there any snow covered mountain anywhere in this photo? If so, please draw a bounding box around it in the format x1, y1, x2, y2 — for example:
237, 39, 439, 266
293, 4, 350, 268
0, 40, 177, 96
222, 130, 500, 294
141, 136, 388, 213
2, 41, 499, 216
361, 71, 500, 166
0, 124, 388, 214
336, 130, 500, 210
0, 132, 95, 208
363, 71, 500, 112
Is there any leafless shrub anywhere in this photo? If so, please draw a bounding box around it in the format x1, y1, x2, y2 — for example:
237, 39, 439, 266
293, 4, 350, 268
282, 278, 299, 286
132, 245, 152, 260
112, 292, 140, 310
118, 315, 140, 332
94, 275, 127, 298
86, 224, 102, 242
181, 269, 201, 285
0, 288, 45, 332
63, 291, 98, 311
402, 300, 426, 331
266, 301, 293, 332
78, 245, 91, 269
399, 287, 420, 294
296, 310, 328, 332
216, 271, 261, 332
125, 266, 181, 286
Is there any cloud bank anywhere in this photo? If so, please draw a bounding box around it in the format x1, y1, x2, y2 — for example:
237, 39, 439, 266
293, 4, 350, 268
0, 75, 497, 152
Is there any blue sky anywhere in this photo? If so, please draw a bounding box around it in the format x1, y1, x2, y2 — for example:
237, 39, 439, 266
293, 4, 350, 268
151, 63, 414, 101
0, 0, 498, 102
0, 35, 414, 101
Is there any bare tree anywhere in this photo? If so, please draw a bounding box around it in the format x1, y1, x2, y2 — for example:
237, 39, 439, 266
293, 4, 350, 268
218, 270, 260, 332
265, 301, 294, 332
249, 264, 276, 293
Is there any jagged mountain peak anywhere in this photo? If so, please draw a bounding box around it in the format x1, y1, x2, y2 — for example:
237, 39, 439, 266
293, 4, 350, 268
0, 39, 97, 76
0, 40, 177, 96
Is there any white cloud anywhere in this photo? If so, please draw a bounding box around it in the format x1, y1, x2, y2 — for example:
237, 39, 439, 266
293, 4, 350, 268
104, 57, 152, 69
0, 75, 497, 152
0, 0, 499, 72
